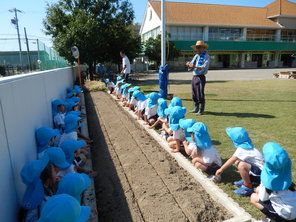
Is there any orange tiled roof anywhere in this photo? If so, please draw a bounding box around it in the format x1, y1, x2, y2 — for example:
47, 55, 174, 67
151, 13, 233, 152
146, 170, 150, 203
148, 0, 296, 28
265, 0, 296, 17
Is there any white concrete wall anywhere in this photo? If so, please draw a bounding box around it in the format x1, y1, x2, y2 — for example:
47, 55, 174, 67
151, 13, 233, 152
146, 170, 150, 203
0, 67, 75, 222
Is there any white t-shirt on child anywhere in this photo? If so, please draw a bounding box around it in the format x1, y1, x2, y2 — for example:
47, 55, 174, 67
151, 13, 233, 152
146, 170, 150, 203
188, 142, 197, 151
59, 132, 78, 146
200, 145, 222, 166
258, 184, 296, 220
173, 128, 186, 141
107, 82, 115, 88
137, 100, 148, 111
145, 105, 158, 119
233, 147, 264, 169
54, 113, 65, 128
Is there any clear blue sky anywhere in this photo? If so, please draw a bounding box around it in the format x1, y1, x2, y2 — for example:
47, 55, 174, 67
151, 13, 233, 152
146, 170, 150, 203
1, 0, 295, 50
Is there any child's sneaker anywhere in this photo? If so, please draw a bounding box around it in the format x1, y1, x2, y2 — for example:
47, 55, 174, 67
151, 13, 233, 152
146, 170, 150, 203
233, 179, 244, 187
234, 185, 254, 196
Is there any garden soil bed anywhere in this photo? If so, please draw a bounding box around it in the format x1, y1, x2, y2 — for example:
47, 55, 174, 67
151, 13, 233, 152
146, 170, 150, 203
86, 91, 231, 222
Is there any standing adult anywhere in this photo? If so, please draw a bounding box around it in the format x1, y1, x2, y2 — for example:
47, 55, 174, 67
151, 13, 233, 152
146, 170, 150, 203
120, 51, 131, 82
186, 41, 210, 115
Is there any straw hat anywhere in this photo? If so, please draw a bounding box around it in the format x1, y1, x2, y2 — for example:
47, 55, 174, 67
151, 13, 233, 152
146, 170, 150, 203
191, 40, 209, 50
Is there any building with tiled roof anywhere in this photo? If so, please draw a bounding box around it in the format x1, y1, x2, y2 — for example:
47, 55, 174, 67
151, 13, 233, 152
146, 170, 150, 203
140, 0, 296, 69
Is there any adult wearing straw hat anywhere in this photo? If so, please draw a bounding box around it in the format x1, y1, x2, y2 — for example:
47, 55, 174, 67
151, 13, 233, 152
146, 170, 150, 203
186, 41, 210, 115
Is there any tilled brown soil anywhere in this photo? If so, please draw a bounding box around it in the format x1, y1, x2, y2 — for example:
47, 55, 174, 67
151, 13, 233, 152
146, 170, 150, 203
86, 91, 231, 222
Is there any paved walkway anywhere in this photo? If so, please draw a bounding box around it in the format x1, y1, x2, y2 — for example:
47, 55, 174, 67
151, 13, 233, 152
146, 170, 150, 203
138, 68, 296, 81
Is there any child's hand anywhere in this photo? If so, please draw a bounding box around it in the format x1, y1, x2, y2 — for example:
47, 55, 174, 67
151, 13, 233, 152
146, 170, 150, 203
148, 125, 153, 129
215, 168, 223, 176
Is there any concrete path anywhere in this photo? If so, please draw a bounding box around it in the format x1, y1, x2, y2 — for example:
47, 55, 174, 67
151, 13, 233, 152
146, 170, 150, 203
137, 68, 296, 81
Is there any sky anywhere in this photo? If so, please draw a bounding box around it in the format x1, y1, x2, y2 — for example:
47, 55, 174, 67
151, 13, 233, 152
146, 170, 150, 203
1, 0, 296, 51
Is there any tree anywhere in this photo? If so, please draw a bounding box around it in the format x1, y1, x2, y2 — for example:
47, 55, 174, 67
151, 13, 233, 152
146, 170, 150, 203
43, 0, 141, 79
143, 34, 181, 68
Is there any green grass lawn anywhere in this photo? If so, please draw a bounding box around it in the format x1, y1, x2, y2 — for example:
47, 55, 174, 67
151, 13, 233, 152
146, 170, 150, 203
138, 80, 296, 219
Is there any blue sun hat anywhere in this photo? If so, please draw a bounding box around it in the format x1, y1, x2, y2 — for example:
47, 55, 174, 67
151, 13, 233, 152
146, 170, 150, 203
115, 79, 124, 87
73, 85, 82, 94
157, 98, 168, 118
104, 78, 110, 83
261, 142, 292, 191
57, 173, 91, 202
65, 101, 78, 112
52, 99, 66, 115
66, 87, 73, 93
187, 122, 212, 149
20, 154, 49, 210
38, 194, 90, 222
179, 119, 196, 143
226, 127, 254, 149
66, 111, 81, 117
147, 92, 161, 108
66, 92, 73, 99
168, 97, 182, 108
60, 139, 85, 164
116, 76, 122, 81
36, 127, 60, 154
128, 86, 140, 99
122, 83, 132, 95
64, 114, 81, 133
67, 96, 81, 103
132, 90, 147, 101
47, 147, 71, 169
165, 106, 186, 131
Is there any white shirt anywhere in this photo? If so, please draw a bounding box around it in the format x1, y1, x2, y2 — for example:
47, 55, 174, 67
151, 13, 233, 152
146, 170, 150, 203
54, 112, 65, 128
190, 53, 210, 75
200, 145, 222, 166
258, 184, 296, 220
58, 132, 78, 146
233, 147, 264, 169
173, 128, 185, 141
137, 99, 148, 111
145, 105, 158, 119
107, 81, 115, 88
187, 142, 197, 151
122, 56, 131, 74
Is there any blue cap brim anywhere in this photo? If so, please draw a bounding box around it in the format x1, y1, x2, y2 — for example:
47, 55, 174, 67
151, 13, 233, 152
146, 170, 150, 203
170, 124, 180, 131
75, 206, 91, 222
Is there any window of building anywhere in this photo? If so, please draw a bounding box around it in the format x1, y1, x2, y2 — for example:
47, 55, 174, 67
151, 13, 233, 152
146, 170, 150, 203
281, 29, 296, 42
167, 26, 203, 41
209, 27, 242, 41
247, 29, 275, 41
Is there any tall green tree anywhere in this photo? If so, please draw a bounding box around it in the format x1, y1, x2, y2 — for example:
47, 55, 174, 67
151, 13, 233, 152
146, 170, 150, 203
143, 34, 181, 68
43, 0, 141, 79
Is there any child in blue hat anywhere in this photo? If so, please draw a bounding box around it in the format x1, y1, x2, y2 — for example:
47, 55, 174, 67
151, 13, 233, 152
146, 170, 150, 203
19, 154, 55, 221
58, 114, 81, 145
105, 79, 115, 94
250, 142, 296, 221
187, 122, 222, 179
132, 90, 148, 120
215, 127, 264, 196
57, 173, 91, 203
143, 92, 161, 126
125, 86, 140, 110
179, 119, 196, 156
114, 80, 125, 99
36, 127, 60, 159
148, 98, 168, 129
164, 106, 187, 152
52, 99, 66, 130
38, 194, 90, 222
47, 147, 74, 179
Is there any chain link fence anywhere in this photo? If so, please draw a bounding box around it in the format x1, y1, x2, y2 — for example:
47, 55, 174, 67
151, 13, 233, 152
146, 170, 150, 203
0, 38, 68, 76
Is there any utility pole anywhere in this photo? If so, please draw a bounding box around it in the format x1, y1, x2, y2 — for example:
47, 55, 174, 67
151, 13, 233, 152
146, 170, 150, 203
9, 8, 23, 70
161, 0, 166, 66
24, 28, 32, 71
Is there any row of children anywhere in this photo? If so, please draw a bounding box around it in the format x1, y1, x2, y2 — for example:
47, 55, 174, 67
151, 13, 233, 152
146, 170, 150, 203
108, 76, 296, 221
19, 85, 95, 222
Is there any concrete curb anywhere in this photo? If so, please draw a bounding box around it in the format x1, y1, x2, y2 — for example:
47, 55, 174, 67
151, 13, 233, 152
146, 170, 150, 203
109, 94, 253, 222
81, 94, 98, 222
